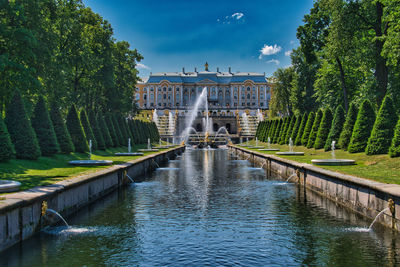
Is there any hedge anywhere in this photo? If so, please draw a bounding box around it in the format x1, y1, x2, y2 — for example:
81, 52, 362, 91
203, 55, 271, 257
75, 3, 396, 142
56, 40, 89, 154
273, 119, 283, 144
389, 117, 400, 157
306, 109, 323, 149
295, 113, 308, 146
301, 112, 315, 146
80, 109, 97, 151
284, 116, 296, 145
290, 115, 301, 144
89, 110, 106, 150
66, 105, 89, 153
278, 117, 290, 145
0, 116, 15, 161
338, 103, 358, 151
98, 114, 114, 148
106, 114, 119, 147
324, 105, 345, 151
50, 102, 75, 153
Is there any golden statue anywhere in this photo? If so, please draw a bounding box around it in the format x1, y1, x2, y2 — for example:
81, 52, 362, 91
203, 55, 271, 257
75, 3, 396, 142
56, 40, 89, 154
205, 62, 209, 71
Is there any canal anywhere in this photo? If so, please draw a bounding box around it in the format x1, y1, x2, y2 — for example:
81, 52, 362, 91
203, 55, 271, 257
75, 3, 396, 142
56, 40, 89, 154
1, 149, 400, 266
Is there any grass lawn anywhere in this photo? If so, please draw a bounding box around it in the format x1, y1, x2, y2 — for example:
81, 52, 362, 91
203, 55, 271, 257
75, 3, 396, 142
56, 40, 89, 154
239, 141, 400, 185
0, 143, 175, 191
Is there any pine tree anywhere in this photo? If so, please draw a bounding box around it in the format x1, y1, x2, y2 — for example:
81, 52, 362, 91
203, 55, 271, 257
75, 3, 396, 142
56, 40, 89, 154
307, 109, 323, 149
295, 113, 308, 146
301, 112, 315, 146
106, 114, 119, 147
98, 114, 113, 148
348, 99, 376, 153
338, 103, 358, 151
366, 95, 398, 155
324, 105, 345, 151
0, 116, 15, 161
66, 105, 89, 153
389, 117, 400, 158
50, 102, 74, 153
5, 91, 41, 159
89, 110, 106, 150
290, 115, 302, 144
284, 116, 296, 145
80, 109, 97, 151
31, 96, 60, 156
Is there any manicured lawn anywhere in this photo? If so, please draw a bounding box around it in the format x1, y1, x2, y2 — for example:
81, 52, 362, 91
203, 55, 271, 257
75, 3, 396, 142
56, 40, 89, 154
239, 141, 400, 185
0, 143, 174, 191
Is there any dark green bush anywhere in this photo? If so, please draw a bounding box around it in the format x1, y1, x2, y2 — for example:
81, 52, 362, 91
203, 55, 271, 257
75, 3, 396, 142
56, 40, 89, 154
112, 114, 124, 145
273, 119, 283, 143
295, 113, 308, 146
284, 116, 295, 145
98, 114, 113, 148
31, 96, 60, 156
89, 110, 106, 150
105, 114, 119, 147
301, 112, 315, 146
324, 105, 345, 151
278, 117, 290, 144
5, 91, 41, 159
389, 117, 400, 158
66, 105, 89, 153
50, 102, 74, 153
80, 109, 97, 151
348, 99, 376, 153
366, 95, 398, 155
267, 120, 276, 141
290, 115, 301, 144
338, 103, 358, 151
0, 116, 15, 161
314, 108, 332, 149
306, 109, 323, 149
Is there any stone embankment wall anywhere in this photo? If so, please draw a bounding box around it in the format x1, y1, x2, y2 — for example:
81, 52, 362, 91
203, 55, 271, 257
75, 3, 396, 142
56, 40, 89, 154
0, 146, 185, 252
230, 145, 400, 230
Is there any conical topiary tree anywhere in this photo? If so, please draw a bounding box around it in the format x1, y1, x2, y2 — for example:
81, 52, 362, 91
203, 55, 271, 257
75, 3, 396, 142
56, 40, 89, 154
5, 91, 41, 159
279, 117, 290, 144
0, 116, 15, 161
301, 112, 315, 146
314, 108, 333, 149
273, 119, 283, 143
324, 105, 345, 151
98, 114, 113, 148
366, 95, 398, 155
118, 116, 130, 146
295, 113, 308, 146
338, 103, 358, 151
112, 114, 124, 146
284, 116, 296, 145
389, 117, 400, 158
348, 99, 376, 153
31, 96, 60, 156
89, 110, 106, 150
66, 105, 89, 153
106, 114, 119, 147
50, 102, 74, 153
80, 109, 97, 151
290, 115, 302, 143
267, 120, 276, 141
307, 109, 323, 149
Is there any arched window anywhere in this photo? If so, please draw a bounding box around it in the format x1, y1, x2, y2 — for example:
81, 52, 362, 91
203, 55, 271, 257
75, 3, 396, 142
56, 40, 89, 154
247, 93, 250, 99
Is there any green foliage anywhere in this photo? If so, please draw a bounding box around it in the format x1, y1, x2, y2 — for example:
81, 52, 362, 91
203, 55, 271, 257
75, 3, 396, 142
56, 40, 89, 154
112, 114, 124, 145
324, 105, 345, 151
366, 96, 398, 155
5, 91, 41, 160
338, 103, 358, 151
105, 114, 119, 147
389, 117, 400, 158
117, 116, 130, 145
98, 114, 113, 148
278, 117, 290, 144
290, 115, 302, 143
80, 109, 97, 151
348, 100, 376, 153
284, 116, 296, 145
307, 109, 323, 148
50, 102, 75, 154
301, 112, 315, 146
31, 96, 60, 156
0, 116, 15, 162
273, 119, 283, 144
314, 108, 333, 149
270, 67, 295, 116
66, 105, 89, 153
295, 113, 308, 146
267, 120, 276, 141
89, 110, 106, 150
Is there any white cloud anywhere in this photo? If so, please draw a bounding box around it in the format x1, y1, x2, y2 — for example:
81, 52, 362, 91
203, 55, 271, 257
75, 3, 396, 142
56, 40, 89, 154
232, 12, 244, 20
285, 50, 292, 56
137, 63, 151, 70
259, 44, 282, 59
267, 59, 280, 65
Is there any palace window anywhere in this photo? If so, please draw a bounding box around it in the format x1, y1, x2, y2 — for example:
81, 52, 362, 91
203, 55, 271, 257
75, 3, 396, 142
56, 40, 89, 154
143, 94, 147, 100
176, 87, 179, 91
169, 87, 172, 91
150, 87, 154, 91
135, 93, 140, 100
158, 87, 161, 91
163, 87, 167, 92
247, 87, 250, 91
260, 103, 263, 107
150, 103, 154, 107
163, 94, 167, 99
247, 93, 250, 99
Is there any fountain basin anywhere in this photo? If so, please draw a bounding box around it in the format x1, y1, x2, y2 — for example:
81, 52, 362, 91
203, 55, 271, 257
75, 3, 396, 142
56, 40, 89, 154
138, 149, 159, 152
68, 160, 113, 166
115, 152, 144, 156
258, 148, 280, 151
0, 180, 21, 193
249, 146, 264, 149
154, 146, 170, 149
276, 152, 304, 156
311, 159, 355, 166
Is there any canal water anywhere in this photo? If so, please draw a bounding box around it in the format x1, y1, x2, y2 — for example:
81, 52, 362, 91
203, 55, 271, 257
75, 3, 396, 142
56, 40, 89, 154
1, 149, 400, 266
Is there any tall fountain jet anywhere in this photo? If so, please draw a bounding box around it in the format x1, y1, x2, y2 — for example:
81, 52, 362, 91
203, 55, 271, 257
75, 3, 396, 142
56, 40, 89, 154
153, 109, 159, 126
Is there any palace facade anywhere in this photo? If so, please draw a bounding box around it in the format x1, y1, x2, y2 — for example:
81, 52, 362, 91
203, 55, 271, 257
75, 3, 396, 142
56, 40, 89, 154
136, 64, 272, 110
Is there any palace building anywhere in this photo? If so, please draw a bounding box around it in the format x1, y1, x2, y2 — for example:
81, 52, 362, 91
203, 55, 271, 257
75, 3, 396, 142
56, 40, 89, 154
136, 63, 272, 110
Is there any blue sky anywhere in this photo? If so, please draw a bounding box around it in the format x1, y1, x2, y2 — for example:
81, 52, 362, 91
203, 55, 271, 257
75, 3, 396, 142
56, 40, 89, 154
83, 0, 313, 78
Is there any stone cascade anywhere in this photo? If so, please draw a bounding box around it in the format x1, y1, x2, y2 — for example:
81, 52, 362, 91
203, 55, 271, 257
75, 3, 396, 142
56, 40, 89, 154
155, 114, 177, 137
238, 115, 259, 137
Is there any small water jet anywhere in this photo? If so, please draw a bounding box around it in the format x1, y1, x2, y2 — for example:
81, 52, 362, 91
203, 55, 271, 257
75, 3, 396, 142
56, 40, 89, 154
138, 138, 159, 152
369, 208, 390, 230
115, 138, 144, 156
311, 140, 355, 166
69, 140, 113, 166
41, 201, 69, 227
258, 136, 280, 151
276, 138, 304, 156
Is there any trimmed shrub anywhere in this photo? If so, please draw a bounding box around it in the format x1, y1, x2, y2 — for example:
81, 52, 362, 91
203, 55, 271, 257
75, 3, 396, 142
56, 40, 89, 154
89, 110, 106, 150
129, 120, 140, 144
348, 99, 376, 153
267, 120, 276, 141
50, 102, 74, 153
5, 91, 41, 159
273, 119, 283, 143
389, 117, 400, 157
314, 108, 333, 149
279, 117, 290, 145
31, 96, 60, 156
0, 116, 15, 161
98, 114, 113, 148
295, 113, 308, 146
118, 116, 130, 145
105, 114, 119, 147
284, 116, 296, 145
324, 105, 345, 151
366, 96, 398, 155
301, 112, 315, 146
262, 121, 270, 142
66, 105, 89, 153
290, 115, 301, 143
338, 103, 358, 151
307, 109, 323, 149
112, 114, 124, 146
80, 109, 97, 151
